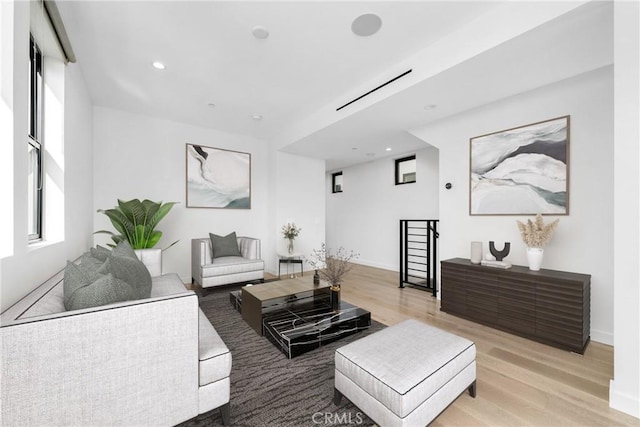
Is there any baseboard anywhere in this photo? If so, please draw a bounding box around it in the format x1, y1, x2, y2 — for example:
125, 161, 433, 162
591, 329, 614, 346
353, 259, 397, 272
609, 380, 640, 419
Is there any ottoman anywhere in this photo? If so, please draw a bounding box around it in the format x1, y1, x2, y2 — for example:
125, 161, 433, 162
334, 319, 476, 426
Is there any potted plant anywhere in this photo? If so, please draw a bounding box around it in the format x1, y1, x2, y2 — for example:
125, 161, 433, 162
516, 213, 559, 271
306, 243, 359, 311
95, 198, 179, 250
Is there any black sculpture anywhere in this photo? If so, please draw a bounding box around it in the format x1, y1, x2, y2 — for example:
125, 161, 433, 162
489, 241, 510, 261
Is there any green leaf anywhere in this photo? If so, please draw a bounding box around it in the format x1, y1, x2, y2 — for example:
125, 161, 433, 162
140, 199, 161, 240
162, 240, 179, 251
147, 230, 162, 248
118, 199, 145, 228
93, 230, 123, 247
99, 208, 135, 243
147, 202, 177, 235
133, 224, 147, 249
93, 230, 116, 237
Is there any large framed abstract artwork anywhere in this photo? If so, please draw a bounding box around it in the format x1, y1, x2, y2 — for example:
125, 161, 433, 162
186, 144, 251, 209
470, 116, 569, 215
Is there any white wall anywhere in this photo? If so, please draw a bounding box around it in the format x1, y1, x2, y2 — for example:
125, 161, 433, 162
1, 1, 94, 312
0, 0, 15, 261
92, 107, 271, 282
326, 145, 439, 271
411, 66, 614, 345
610, 0, 640, 418
272, 151, 326, 272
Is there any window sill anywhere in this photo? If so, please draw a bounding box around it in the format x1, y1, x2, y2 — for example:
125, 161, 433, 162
28, 238, 63, 252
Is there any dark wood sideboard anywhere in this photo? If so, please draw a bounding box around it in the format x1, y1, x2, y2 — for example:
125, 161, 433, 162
440, 258, 591, 354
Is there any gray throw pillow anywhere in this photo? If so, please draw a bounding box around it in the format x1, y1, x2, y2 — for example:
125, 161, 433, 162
99, 254, 152, 299
90, 245, 111, 262
78, 252, 105, 273
63, 261, 136, 311
112, 240, 138, 260
209, 232, 241, 258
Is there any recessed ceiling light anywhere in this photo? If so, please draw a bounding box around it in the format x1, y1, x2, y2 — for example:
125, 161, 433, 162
207, 103, 216, 108
152, 61, 166, 70
352, 13, 382, 37
386, 147, 392, 151
252, 26, 270, 39
352, 147, 358, 150
251, 114, 263, 121
424, 104, 438, 110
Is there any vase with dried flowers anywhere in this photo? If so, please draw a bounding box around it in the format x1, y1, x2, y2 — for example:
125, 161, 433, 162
281, 222, 301, 254
305, 244, 359, 311
516, 213, 559, 271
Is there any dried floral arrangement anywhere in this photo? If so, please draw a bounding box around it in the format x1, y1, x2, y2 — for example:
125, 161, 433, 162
305, 243, 359, 290
281, 223, 301, 240
516, 214, 559, 248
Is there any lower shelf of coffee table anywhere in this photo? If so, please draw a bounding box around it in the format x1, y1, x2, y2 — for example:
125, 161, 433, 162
263, 301, 371, 359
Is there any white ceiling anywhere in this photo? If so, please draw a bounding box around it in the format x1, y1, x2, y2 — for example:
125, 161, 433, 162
57, 1, 613, 170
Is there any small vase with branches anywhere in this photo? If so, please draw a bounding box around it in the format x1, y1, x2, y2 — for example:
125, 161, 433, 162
306, 244, 359, 311
282, 222, 301, 254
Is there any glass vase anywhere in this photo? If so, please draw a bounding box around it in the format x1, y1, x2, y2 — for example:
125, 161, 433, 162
313, 270, 320, 285
287, 238, 294, 254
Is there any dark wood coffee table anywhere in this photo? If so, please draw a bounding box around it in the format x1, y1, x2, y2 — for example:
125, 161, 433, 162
239, 276, 330, 334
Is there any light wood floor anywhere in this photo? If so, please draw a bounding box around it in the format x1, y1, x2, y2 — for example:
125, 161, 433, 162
292, 264, 638, 427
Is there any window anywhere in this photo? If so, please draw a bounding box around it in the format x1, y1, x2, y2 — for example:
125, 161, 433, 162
395, 155, 416, 185
332, 172, 343, 193
28, 36, 43, 241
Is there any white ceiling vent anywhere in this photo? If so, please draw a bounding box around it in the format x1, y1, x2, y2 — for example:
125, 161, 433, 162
336, 69, 412, 112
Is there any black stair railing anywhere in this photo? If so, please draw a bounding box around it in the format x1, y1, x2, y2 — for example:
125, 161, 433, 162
399, 219, 439, 297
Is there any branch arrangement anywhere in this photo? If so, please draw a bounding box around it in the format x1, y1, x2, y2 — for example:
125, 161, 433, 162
516, 214, 559, 248
282, 223, 301, 240
305, 243, 359, 289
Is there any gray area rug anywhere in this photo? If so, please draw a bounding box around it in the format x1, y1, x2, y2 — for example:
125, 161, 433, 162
178, 286, 384, 427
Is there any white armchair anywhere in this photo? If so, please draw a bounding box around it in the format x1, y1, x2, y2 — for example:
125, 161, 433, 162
191, 237, 265, 288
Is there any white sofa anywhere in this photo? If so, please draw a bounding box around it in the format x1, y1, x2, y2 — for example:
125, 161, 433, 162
191, 237, 264, 288
0, 250, 231, 426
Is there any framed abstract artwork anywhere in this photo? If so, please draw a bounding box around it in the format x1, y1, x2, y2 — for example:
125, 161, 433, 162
186, 144, 251, 209
469, 115, 569, 215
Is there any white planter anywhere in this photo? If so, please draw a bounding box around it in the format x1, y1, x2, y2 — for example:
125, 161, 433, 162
526, 247, 544, 271
134, 248, 163, 277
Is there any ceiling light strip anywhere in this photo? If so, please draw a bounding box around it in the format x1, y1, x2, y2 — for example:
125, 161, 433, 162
336, 69, 412, 112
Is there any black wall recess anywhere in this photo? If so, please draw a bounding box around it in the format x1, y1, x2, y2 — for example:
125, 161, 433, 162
489, 241, 510, 261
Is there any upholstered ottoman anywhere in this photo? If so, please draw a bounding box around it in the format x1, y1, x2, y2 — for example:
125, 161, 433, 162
334, 319, 476, 426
